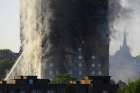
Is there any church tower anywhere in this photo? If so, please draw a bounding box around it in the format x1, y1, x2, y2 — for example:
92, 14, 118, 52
120, 32, 131, 57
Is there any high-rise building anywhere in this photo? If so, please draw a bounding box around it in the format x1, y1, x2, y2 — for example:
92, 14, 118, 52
6, 0, 109, 80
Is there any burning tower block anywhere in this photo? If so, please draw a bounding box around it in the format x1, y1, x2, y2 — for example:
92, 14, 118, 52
6, 0, 109, 80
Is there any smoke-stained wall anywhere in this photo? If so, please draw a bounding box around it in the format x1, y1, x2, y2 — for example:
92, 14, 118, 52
41, 0, 109, 79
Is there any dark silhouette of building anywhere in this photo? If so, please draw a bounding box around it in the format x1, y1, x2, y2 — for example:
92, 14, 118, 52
0, 76, 118, 93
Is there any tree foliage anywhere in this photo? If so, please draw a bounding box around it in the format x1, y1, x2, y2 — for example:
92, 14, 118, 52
0, 49, 18, 79
52, 74, 75, 84
119, 79, 140, 93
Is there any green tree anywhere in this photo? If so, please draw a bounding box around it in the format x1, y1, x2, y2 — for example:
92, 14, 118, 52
119, 79, 140, 93
0, 49, 18, 79
52, 74, 75, 84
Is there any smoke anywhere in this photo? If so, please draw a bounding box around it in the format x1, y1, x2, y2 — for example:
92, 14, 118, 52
5, 0, 44, 80
110, 0, 140, 56
20, 0, 44, 77
110, 0, 140, 82
109, 0, 130, 56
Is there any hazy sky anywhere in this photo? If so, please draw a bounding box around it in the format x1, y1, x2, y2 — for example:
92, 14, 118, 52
0, 0, 20, 52
110, 0, 140, 57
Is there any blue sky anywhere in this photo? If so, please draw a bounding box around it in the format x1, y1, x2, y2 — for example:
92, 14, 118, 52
0, 0, 20, 52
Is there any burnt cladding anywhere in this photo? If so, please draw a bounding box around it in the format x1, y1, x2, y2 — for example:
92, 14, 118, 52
42, 0, 109, 79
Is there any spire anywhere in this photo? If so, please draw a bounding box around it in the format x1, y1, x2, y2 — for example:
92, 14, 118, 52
120, 31, 131, 55
122, 32, 128, 49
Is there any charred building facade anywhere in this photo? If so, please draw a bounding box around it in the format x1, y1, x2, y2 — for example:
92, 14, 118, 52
42, 0, 109, 79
